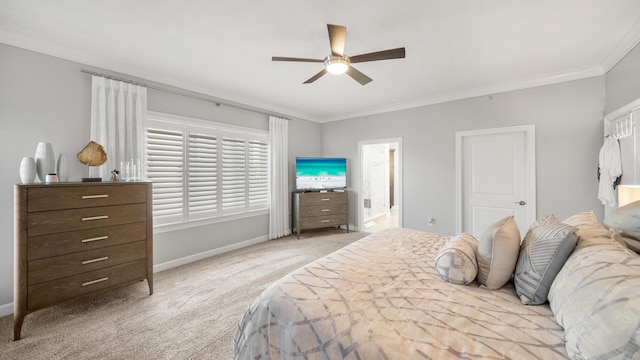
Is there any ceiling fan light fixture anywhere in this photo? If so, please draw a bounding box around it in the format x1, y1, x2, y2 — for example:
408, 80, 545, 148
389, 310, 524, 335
325, 56, 350, 74
272, 24, 405, 85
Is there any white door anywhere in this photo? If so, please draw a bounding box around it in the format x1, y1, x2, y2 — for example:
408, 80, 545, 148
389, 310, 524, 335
365, 143, 389, 221
456, 125, 536, 237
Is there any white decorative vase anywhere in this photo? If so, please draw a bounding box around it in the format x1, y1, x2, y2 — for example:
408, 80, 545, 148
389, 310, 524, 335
57, 153, 71, 182
35, 142, 55, 183
19, 157, 37, 183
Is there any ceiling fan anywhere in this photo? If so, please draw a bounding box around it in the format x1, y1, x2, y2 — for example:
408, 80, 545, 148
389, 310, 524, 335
272, 24, 406, 85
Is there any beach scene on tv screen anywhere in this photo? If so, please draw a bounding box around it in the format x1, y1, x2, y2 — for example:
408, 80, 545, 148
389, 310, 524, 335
296, 158, 346, 189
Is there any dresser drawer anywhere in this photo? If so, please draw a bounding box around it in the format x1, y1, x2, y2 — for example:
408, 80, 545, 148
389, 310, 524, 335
27, 260, 147, 310
28, 222, 147, 261
28, 240, 147, 284
292, 191, 349, 238
299, 192, 347, 206
27, 203, 147, 236
300, 214, 348, 230
27, 184, 147, 212
14, 181, 153, 341
299, 203, 347, 217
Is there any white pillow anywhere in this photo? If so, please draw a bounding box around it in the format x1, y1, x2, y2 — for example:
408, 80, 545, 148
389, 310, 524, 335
549, 222, 640, 359
604, 200, 640, 240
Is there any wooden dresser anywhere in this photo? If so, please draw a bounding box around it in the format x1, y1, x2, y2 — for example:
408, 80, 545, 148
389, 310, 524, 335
13, 181, 153, 340
292, 191, 348, 238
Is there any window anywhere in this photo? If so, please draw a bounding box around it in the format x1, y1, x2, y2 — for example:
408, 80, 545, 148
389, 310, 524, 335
146, 112, 269, 227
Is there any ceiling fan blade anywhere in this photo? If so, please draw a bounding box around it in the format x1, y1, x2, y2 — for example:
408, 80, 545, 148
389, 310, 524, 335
303, 69, 328, 84
346, 66, 373, 85
272, 56, 324, 63
350, 47, 406, 63
328, 24, 347, 56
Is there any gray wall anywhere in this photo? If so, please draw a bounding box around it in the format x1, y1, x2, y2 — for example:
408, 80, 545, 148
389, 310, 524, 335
322, 77, 606, 235
606, 43, 640, 114
605, 42, 640, 188
1, 38, 636, 312
0, 43, 321, 310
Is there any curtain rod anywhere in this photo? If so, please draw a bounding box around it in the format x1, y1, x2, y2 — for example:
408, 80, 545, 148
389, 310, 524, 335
81, 69, 147, 87
80, 69, 290, 120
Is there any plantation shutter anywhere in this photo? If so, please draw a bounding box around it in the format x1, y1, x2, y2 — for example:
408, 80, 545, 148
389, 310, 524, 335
248, 139, 269, 208
147, 121, 184, 225
146, 112, 269, 227
221, 136, 247, 213
187, 126, 218, 220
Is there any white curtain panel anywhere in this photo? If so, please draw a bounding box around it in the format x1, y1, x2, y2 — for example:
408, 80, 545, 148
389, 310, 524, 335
90, 75, 147, 180
269, 116, 290, 239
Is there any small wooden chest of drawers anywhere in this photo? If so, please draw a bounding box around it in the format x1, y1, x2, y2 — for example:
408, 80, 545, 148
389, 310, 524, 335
14, 182, 153, 340
292, 191, 348, 238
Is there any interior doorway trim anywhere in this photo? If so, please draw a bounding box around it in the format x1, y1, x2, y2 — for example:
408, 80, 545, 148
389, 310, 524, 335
454, 125, 536, 234
357, 138, 403, 232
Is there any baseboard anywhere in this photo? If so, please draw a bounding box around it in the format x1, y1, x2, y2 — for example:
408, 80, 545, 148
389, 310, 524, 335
0, 302, 13, 318
0, 235, 271, 316
153, 235, 269, 273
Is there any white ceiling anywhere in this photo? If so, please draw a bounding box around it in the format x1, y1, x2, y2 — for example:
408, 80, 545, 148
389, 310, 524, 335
2, 1, 640, 123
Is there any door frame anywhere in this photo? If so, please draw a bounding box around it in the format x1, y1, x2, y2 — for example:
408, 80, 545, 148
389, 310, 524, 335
454, 125, 536, 234
357, 138, 403, 232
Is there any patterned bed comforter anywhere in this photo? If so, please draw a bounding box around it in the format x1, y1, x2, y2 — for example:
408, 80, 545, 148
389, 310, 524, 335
233, 228, 568, 359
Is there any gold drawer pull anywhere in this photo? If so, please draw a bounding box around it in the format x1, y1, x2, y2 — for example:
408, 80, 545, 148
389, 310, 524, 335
82, 277, 109, 287
321, 209, 331, 212
82, 194, 109, 199
82, 215, 109, 221
321, 198, 331, 201
81, 236, 109, 243
321, 219, 331, 223
82, 256, 109, 265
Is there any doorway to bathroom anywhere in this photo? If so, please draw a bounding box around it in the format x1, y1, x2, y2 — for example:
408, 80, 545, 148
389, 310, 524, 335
358, 138, 402, 233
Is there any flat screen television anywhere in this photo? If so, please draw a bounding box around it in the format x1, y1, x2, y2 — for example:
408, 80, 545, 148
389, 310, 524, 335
295, 157, 347, 190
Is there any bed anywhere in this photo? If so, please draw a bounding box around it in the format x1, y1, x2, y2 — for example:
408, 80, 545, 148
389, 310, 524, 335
234, 209, 640, 359
234, 228, 566, 359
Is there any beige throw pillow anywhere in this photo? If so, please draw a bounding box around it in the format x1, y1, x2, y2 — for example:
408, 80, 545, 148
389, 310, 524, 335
562, 211, 598, 227
476, 216, 521, 290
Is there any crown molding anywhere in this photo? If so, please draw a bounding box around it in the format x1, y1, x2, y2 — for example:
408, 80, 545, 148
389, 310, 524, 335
318, 66, 604, 123
0, 31, 316, 122
0, 30, 611, 125
601, 15, 640, 73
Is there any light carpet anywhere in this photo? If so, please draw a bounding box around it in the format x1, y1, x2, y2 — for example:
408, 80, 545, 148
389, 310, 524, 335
0, 228, 366, 360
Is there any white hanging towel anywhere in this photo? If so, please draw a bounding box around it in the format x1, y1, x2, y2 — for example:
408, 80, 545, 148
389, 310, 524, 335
598, 136, 622, 207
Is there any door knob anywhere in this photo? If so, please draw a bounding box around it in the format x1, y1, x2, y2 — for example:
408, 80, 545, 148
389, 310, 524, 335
515, 201, 526, 206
